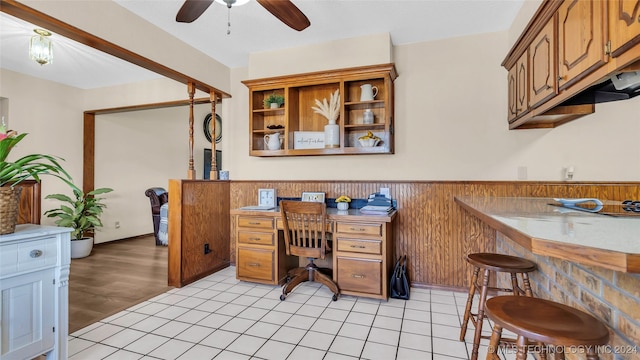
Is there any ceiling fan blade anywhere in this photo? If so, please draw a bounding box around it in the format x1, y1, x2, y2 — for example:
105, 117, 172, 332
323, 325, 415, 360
176, 0, 215, 23
257, 0, 310, 31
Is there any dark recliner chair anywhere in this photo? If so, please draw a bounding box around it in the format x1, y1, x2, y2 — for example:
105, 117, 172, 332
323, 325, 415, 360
145, 187, 168, 246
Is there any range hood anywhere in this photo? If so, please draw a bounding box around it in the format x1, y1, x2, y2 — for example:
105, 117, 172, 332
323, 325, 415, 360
562, 71, 640, 106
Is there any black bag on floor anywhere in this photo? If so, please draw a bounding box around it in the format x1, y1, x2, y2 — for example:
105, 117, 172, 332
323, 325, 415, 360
390, 255, 409, 300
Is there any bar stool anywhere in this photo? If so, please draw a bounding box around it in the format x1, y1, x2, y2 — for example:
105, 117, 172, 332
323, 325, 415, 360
459, 253, 537, 360
485, 296, 610, 359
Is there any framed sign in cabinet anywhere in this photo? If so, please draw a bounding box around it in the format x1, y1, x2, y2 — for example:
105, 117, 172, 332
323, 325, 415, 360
242, 63, 397, 157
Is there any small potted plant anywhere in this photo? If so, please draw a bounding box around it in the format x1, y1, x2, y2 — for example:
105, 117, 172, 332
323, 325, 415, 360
335, 195, 351, 210
263, 93, 285, 109
1, 123, 73, 234
44, 184, 113, 259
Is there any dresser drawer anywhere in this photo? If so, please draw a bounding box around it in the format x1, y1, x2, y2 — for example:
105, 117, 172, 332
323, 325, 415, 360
238, 217, 274, 230
336, 238, 381, 255
1, 239, 58, 275
238, 231, 274, 246
335, 222, 381, 237
335, 256, 382, 295
237, 247, 275, 282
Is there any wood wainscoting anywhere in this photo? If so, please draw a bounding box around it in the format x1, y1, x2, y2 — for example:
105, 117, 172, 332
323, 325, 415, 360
229, 181, 640, 289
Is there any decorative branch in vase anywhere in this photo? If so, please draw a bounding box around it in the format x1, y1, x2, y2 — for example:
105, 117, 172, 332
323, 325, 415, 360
312, 89, 340, 148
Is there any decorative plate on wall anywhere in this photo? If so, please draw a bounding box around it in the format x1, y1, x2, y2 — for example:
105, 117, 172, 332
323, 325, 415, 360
203, 113, 222, 143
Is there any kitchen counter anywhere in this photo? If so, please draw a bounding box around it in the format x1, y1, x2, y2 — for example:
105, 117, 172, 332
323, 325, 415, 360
454, 196, 640, 273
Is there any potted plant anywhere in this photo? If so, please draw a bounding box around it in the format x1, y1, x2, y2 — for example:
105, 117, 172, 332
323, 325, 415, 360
44, 184, 113, 258
263, 93, 285, 109
335, 195, 351, 210
0, 123, 73, 234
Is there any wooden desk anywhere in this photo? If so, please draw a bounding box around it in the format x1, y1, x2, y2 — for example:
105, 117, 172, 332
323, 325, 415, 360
231, 207, 397, 300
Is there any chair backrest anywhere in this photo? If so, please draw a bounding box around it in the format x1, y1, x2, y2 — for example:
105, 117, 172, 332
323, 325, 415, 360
280, 200, 327, 260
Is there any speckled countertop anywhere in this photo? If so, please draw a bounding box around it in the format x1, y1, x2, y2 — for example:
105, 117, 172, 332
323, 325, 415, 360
454, 196, 640, 273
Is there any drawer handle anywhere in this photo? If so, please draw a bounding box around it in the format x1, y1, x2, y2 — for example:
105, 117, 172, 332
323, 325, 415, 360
249, 237, 262, 241
351, 274, 365, 279
349, 227, 366, 232
248, 221, 262, 225
30, 249, 43, 258
248, 263, 261, 267
350, 245, 366, 249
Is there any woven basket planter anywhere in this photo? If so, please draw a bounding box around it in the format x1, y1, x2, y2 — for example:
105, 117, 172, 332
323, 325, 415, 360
0, 186, 22, 235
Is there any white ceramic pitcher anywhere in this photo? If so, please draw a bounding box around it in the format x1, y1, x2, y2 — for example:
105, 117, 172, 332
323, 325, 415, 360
264, 133, 283, 150
360, 84, 378, 101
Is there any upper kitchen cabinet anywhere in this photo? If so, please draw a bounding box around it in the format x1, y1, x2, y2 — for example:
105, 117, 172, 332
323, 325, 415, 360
242, 64, 397, 157
529, 18, 558, 107
609, 0, 640, 57
502, 0, 640, 129
557, 0, 608, 90
507, 53, 529, 122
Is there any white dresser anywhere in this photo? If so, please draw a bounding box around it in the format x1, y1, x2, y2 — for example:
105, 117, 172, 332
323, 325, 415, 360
0, 225, 71, 360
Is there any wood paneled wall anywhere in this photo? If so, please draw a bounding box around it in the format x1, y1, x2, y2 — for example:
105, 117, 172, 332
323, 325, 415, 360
168, 179, 231, 287
229, 181, 640, 289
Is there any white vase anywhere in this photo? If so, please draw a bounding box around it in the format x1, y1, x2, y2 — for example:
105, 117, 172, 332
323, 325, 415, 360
71, 237, 94, 259
324, 122, 339, 148
337, 202, 349, 210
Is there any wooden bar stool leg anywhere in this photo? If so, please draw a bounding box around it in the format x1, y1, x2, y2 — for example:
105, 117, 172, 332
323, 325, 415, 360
510, 273, 520, 295
586, 348, 599, 360
471, 268, 491, 360
516, 335, 528, 360
522, 272, 533, 296
487, 324, 502, 360
460, 267, 480, 341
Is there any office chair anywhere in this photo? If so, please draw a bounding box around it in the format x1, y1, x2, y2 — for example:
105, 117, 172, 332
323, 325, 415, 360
279, 200, 340, 301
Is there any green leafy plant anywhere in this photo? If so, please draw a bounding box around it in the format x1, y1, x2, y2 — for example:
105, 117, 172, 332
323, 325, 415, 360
44, 185, 114, 240
0, 125, 73, 187
263, 93, 285, 108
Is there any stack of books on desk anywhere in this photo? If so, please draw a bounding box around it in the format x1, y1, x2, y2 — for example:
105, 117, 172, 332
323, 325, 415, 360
360, 193, 394, 215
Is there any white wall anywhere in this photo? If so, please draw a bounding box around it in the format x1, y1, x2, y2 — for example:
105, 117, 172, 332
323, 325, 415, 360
227, 32, 640, 181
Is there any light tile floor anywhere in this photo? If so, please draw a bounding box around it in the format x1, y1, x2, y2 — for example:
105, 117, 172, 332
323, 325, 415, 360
68, 266, 515, 360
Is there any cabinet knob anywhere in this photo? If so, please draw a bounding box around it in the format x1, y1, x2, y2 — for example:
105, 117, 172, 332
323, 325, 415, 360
30, 249, 43, 258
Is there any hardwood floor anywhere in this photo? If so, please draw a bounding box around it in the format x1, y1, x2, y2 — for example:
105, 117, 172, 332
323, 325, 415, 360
69, 235, 172, 333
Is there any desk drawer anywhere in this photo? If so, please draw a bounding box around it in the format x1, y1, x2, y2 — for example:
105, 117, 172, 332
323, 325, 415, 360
237, 247, 275, 282
335, 222, 381, 237
336, 238, 381, 255
238, 217, 274, 230
336, 256, 382, 295
238, 231, 274, 246
1, 239, 58, 275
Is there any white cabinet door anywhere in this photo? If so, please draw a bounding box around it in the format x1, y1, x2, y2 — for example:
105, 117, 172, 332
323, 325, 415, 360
1, 269, 55, 359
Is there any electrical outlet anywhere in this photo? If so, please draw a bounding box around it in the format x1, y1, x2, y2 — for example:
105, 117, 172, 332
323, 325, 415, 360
115, 221, 120, 229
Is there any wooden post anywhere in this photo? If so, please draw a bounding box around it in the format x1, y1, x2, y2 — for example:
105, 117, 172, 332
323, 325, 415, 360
187, 82, 196, 180
209, 92, 219, 180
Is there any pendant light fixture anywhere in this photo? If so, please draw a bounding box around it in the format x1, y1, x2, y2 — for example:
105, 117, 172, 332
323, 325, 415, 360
29, 29, 53, 65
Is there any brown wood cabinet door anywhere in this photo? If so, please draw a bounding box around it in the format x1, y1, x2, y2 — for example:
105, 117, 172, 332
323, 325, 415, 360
609, 0, 640, 57
558, 0, 608, 90
507, 66, 518, 122
529, 19, 557, 108
516, 55, 529, 115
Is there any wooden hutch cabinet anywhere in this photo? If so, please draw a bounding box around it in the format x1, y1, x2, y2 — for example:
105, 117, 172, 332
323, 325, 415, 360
242, 64, 397, 157
502, 0, 640, 129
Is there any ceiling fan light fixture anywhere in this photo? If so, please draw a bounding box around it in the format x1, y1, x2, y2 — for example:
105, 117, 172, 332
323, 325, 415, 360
214, 0, 250, 7
29, 28, 53, 66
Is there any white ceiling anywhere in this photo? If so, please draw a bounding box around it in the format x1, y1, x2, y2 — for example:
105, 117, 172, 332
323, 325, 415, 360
0, 0, 524, 90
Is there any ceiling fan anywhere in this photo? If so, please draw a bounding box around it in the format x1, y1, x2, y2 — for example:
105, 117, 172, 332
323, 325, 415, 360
176, 0, 310, 31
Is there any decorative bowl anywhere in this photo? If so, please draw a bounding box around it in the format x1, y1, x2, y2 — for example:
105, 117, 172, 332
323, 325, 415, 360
359, 138, 380, 147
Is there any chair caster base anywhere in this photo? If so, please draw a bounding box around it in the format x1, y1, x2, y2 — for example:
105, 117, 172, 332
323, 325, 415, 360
332, 294, 338, 301
280, 294, 286, 301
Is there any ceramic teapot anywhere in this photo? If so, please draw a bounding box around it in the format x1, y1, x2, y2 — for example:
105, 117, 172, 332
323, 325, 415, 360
360, 84, 378, 101
264, 133, 283, 150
